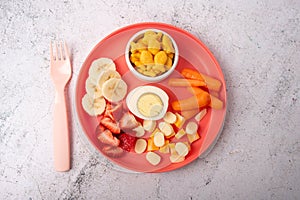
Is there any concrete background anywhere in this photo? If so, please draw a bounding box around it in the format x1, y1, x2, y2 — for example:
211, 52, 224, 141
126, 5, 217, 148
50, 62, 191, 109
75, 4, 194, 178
0, 0, 299, 199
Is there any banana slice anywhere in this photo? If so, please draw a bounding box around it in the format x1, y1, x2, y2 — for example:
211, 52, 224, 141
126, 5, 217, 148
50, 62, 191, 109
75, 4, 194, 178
175, 142, 189, 157
82, 93, 106, 116
85, 77, 103, 99
143, 120, 156, 132
102, 78, 127, 102
185, 121, 198, 135
88, 58, 116, 83
97, 69, 121, 88
146, 152, 161, 166
163, 111, 177, 124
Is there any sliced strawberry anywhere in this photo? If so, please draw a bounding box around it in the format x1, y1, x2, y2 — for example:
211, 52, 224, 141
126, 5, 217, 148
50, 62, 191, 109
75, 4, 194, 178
96, 115, 104, 124
95, 124, 106, 135
119, 112, 139, 131
122, 100, 129, 112
118, 133, 136, 152
101, 117, 121, 134
104, 102, 123, 121
97, 129, 120, 146
102, 145, 124, 158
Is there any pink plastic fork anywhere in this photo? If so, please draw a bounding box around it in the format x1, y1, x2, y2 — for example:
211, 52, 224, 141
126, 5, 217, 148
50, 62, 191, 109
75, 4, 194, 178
50, 41, 72, 171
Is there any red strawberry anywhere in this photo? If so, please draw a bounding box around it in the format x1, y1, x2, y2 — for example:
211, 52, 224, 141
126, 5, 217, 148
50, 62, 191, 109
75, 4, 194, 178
95, 124, 106, 135
96, 115, 104, 124
119, 112, 139, 131
118, 133, 136, 152
104, 102, 123, 121
97, 129, 120, 146
101, 117, 121, 134
102, 146, 124, 158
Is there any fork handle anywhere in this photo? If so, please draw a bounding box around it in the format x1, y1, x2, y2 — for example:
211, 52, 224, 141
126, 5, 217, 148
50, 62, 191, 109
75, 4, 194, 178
53, 88, 70, 171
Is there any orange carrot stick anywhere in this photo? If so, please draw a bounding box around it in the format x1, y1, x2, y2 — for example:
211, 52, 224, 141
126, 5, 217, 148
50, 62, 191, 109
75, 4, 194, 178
181, 109, 199, 120
181, 68, 204, 81
188, 87, 223, 110
171, 92, 210, 111
209, 95, 223, 110
168, 78, 206, 87
181, 68, 222, 91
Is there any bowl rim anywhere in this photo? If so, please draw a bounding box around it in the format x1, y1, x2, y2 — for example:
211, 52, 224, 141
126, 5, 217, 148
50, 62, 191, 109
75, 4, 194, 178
125, 28, 179, 82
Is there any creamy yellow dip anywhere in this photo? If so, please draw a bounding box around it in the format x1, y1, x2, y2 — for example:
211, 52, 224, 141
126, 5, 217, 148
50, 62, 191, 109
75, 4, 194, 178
137, 93, 163, 117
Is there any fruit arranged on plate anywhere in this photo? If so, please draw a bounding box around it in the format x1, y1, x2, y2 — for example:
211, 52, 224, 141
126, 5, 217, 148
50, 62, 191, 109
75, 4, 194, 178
129, 30, 175, 77
81, 56, 224, 168
82, 58, 128, 116
141, 111, 202, 165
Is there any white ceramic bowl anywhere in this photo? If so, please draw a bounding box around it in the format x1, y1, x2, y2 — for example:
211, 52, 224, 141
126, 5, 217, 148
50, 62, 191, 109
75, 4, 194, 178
125, 29, 179, 82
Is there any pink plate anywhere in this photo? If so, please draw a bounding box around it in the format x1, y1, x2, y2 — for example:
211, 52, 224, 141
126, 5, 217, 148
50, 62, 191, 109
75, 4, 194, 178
75, 22, 227, 172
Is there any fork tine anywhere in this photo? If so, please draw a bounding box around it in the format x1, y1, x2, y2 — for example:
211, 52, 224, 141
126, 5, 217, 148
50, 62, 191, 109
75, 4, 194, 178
59, 41, 63, 60
63, 41, 69, 60
55, 42, 59, 60
50, 42, 53, 60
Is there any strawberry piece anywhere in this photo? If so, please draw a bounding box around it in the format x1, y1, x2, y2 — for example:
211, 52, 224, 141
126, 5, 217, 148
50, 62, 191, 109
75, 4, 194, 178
104, 102, 123, 121
101, 117, 121, 134
95, 124, 106, 135
97, 129, 120, 146
118, 133, 136, 152
102, 146, 124, 158
119, 112, 139, 131
96, 115, 104, 124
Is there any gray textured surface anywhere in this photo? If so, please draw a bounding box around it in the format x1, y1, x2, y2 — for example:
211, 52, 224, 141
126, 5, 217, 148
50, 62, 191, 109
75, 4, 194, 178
1, 0, 300, 199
